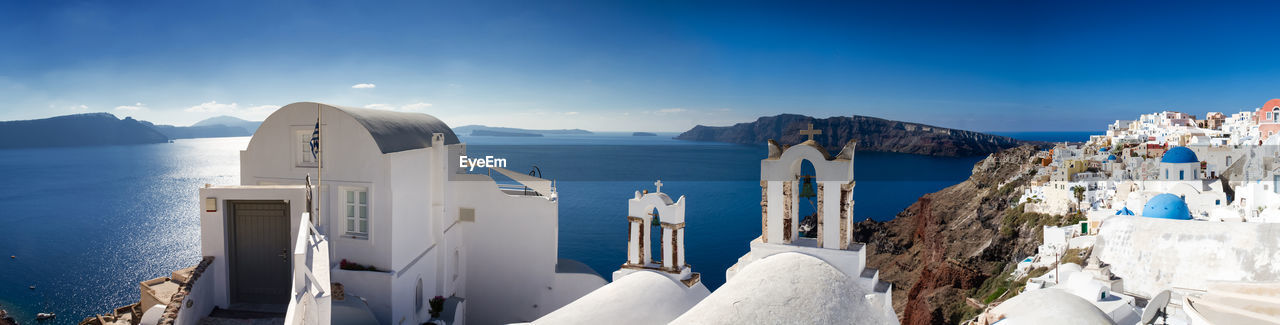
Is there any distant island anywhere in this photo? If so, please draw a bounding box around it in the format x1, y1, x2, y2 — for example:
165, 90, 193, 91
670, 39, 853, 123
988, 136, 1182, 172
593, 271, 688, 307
454, 125, 592, 135
0, 113, 169, 149
632, 132, 657, 136
471, 130, 543, 137
143, 121, 252, 139
0, 114, 265, 149
192, 115, 262, 133
675, 114, 1023, 157
146, 115, 261, 139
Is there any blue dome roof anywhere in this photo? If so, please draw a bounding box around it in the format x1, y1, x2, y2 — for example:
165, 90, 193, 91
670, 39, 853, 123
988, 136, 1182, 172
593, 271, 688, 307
1142, 194, 1192, 220
1107, 154, 1117, 161
1161, 146, 1199, 164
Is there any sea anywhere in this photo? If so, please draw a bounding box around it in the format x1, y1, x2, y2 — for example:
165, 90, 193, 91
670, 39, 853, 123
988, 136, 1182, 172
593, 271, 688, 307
990, 131, 1097, 143
0, 131, 1091, 324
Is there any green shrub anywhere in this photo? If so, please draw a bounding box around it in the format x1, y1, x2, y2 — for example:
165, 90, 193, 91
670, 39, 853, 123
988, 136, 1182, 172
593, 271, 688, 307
1027, 267, 1050, 279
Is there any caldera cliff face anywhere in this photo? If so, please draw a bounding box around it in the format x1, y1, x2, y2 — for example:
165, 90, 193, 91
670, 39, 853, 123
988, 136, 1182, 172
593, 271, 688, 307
675, 114, 1023, 157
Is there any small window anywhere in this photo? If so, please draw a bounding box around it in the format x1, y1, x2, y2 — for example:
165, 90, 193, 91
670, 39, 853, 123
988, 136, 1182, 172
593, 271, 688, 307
1216, 199, 1221, 205
459, 208, 475, 222
1180, 170, 1184, 180
343, 187, 369, 237
294, 129, 320, 167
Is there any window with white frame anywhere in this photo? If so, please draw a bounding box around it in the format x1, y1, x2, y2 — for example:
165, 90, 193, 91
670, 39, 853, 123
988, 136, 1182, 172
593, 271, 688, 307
343, 187, 369, 237
295, 129, 319, 167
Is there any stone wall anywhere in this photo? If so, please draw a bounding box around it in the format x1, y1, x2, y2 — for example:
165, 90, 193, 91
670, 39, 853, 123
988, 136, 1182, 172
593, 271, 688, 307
157, 256, 215, 325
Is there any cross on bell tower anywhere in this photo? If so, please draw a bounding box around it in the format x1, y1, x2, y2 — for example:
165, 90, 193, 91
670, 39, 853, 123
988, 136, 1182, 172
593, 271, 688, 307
799, 123, 822, 142
654, 179, 663, 193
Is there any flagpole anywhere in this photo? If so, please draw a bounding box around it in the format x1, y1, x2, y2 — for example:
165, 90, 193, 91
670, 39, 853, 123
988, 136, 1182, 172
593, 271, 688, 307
317, 103, 323, 227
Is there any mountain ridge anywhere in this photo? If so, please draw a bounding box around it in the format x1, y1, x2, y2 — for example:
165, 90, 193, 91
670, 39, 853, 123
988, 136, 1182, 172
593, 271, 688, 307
191, 115, 261, 133
0, 113, 170, 149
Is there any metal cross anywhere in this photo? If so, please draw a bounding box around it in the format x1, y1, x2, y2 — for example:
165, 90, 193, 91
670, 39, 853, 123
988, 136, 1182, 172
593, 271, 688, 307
799, 123, 822, 141
654, 179, 663, 193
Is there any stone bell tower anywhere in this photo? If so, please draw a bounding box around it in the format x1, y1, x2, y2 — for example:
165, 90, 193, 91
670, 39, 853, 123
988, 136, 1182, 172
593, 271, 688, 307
758, 124, 857, 249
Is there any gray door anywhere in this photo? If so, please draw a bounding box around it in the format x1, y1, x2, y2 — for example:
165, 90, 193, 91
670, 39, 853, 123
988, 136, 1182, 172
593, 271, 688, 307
228, 200, 292, 304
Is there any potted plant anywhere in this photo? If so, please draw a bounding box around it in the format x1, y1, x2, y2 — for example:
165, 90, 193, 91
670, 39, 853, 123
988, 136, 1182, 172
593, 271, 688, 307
340, 259, 380, 272
429, 296, 446, 318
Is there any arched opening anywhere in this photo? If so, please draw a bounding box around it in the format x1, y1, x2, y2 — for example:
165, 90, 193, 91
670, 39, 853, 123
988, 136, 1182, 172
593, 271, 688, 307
648, 207, 662, 264
798, 159, 819, 238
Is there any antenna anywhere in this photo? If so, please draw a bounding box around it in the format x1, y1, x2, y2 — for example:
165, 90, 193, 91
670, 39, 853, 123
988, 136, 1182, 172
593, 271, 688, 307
1141, 290, 1171, 325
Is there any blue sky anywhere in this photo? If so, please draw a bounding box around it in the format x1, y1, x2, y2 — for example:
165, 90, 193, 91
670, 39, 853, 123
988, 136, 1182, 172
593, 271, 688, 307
2, 1, 1280, 132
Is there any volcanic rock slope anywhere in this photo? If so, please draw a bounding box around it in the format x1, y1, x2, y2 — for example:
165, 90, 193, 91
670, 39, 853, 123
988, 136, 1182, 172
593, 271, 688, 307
853, 145, 1054, 324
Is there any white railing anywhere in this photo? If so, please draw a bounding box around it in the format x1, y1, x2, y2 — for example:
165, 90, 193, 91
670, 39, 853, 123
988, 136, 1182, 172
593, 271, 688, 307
284, 213, 331, 325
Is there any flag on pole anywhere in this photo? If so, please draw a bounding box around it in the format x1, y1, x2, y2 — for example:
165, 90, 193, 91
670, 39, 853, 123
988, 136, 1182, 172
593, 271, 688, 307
310, 119, 320, 160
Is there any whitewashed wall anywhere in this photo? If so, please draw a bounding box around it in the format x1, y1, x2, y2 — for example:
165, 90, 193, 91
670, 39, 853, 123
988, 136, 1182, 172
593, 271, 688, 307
450, 174, 560, 324
197, 186, 308, 308
1095, 216, 1280, 298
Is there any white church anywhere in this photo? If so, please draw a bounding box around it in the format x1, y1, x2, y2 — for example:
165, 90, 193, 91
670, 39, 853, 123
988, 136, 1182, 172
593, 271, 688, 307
537, 127, 898, 324
137, 103, 898, 325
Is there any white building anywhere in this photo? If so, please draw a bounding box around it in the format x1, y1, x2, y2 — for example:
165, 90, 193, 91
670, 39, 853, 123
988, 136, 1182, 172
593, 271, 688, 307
153, 103, 606, 325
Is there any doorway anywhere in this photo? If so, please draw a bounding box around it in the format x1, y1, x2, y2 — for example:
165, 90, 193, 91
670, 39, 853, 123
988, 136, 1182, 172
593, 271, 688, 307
226, 200, 292, 305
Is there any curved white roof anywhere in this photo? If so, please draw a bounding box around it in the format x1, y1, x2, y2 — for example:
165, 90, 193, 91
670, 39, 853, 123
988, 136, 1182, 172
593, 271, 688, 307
670, 252, 889, 324
535, 270, 709, 325
269, 102, 460, 154
989, 288, 1115, 325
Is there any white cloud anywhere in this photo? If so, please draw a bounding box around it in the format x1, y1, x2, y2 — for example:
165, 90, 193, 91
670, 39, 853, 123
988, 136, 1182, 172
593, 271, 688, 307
181, 101, 279, 122
716, 108, 732, 112
352, 83, 376, 89
70, 104, 88, 111
115, 102, 146, 111
655, 108, 688, 115
184, 101, 238, 113
401, 102, 432, 111
245, 104, 281, 113
364, 102, 433, 111
563, 111, 580, 116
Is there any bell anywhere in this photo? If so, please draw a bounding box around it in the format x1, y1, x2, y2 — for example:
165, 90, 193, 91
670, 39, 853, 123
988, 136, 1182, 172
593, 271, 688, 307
799, 176, 816, 198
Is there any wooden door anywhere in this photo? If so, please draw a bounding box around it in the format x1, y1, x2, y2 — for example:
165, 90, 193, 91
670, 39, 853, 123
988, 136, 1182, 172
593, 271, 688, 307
228, 200, 292, 304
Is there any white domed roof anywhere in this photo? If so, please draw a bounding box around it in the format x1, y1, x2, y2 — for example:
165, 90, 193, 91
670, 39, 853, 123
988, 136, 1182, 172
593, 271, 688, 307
536, 270, 709, 325
989, 288, 1115, 325
671, 252, 889, 324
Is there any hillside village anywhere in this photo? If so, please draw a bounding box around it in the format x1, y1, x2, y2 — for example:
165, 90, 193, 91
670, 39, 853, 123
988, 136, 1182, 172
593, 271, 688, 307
970, 99, 1280, 324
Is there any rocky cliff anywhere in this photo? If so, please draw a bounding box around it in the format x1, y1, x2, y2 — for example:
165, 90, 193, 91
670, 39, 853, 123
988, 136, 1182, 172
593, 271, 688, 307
0, 113, 169, 149
675, 114, 1023, 157
852, 145, 1073, 324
